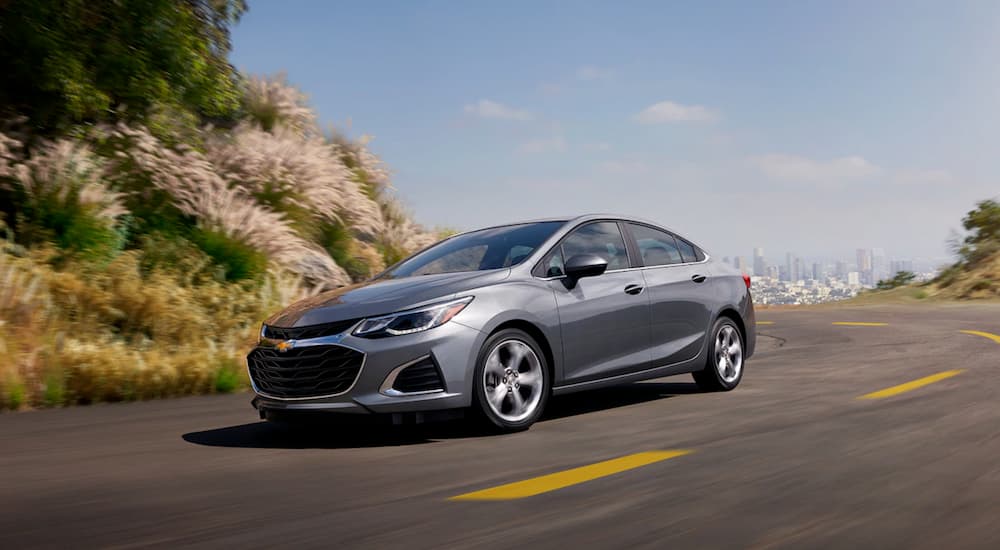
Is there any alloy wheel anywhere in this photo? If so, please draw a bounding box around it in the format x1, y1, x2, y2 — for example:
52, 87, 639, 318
715, 324, 743, 384
482, 339, 544, 423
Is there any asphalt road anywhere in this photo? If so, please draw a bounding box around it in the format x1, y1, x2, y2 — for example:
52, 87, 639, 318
2, 304, 1000, 549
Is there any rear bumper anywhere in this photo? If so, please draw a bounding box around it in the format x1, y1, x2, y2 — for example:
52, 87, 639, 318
743, 293, 757, 358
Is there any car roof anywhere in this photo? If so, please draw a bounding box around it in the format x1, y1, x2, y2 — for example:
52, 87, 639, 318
447, 214, 701, 247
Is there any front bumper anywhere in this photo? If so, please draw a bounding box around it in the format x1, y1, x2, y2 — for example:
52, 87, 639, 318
249, 321, 485, 415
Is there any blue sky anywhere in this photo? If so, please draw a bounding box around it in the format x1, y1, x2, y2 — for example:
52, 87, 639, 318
231, 1, 1000, 262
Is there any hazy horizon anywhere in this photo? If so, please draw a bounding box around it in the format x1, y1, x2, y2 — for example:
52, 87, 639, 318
231, 1, 999, 259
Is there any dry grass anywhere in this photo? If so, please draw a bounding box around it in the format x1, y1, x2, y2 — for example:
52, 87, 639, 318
0, 248, 303, 410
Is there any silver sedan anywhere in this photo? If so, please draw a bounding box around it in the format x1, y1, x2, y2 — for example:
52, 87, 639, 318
249, 214, 756, 432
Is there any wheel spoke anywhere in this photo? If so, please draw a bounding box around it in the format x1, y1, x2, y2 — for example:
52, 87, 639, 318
506, 342, 527, 370
485, 355, 504, 377
509, 387, 526, 412
518, 370, 541, 388
488, 384, 507, 409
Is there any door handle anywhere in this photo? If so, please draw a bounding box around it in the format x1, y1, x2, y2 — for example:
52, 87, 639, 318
624, 284, 644, 295
691, 274, 707, 283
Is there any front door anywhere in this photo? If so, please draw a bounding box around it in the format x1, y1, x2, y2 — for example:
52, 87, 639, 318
545, 221, 652, 384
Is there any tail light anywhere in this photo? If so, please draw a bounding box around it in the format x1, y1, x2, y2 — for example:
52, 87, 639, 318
742, 273, 751, 289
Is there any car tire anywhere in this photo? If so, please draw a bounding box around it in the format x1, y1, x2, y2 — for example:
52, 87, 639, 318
471, 328, 550, 433
692, 317, 745, 392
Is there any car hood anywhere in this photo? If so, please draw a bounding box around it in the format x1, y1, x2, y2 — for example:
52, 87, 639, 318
264, 269, 511, 327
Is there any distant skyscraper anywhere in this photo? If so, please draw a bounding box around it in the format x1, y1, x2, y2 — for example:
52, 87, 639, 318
812, 262, 823, 281
785, 252, 794, 282
847, 271, 860, 285
835, 260, 848, 280
856, 249, 872, 285
736, 256, 749, 274
794, 256, 805, 282
890, 259, 914, 276
753, 248, 765, 277
871, 248, 887, 283
766, 265, 779, 279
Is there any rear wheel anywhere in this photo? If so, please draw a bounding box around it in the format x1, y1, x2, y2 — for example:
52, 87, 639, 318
472, 329, 550, 432
693, 317, 744, 392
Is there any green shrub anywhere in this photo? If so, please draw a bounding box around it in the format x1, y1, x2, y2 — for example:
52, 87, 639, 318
876, 271, 916, 290
5, 380, 26, 410
42, 369, 66, 407
189, 227, 267, 282
970, 279, 993, 291
213, 359, 243, 393
318, 222, 372, 280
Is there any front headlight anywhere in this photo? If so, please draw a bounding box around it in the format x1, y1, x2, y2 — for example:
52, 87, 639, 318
353, 296, 473, 338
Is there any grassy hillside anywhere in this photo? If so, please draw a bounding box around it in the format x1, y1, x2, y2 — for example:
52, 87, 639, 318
856, 199, 1000, 304
0, 4, 442, 410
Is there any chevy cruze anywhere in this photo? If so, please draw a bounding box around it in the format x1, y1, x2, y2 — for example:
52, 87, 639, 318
249, 214, 756, 431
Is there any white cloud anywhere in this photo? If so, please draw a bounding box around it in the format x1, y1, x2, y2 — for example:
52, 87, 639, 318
576, 65, 614, 81
749, 154, 880, 182
892, 169, 954, 186
517, 136, 568, 154
633, 100, 721, 124
463, 99, 532, 121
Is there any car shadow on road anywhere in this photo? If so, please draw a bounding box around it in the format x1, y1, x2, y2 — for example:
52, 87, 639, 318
182, 381, 701, 450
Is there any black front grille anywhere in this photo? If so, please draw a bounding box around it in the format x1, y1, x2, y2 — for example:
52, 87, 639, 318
248, 345, 364, 398
393, 357, 445, 393
263, 319, 360, 341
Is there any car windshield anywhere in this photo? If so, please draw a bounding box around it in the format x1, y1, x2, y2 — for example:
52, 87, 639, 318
381, 221, 565, 279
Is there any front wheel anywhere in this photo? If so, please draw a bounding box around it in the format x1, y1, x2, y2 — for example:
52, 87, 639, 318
692, 317, 745, 392
472, 329, 550, 432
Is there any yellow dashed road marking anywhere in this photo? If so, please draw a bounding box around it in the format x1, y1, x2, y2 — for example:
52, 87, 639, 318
832, 322, 889, 327
449, 450, 693, 501
756, 321, 775, 325
960, 330, 1000, 344
858, 370, 964, 400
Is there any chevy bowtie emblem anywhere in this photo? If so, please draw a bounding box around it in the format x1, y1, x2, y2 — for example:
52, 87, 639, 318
276, 340, 295, 352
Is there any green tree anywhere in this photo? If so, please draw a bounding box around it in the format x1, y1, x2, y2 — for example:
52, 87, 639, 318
957, 199, 1000, 266
876, 271, 916, 290
0, 0, 246, 134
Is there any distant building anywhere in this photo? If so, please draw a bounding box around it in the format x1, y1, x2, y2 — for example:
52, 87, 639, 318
890, 259, 913, 277
812, 262, 823, 281
847, 271, 860, 285
736, 256, 749, 274
835, 260, 848, 280
872, 248, 887, 283
753, 248, 766, 277
794, 256, 805, 282
856, 248, 872, 285
785, 252, 794, 282
766, 265, 779, 279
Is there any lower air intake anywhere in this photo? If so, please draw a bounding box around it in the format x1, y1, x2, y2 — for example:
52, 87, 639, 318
393, 357, 445, 393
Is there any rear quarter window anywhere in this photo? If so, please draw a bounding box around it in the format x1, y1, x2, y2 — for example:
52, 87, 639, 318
675, 238, 698, 263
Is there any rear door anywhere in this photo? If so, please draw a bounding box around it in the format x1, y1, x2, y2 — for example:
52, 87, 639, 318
540, 221, 652, 384
625, 223, 712, 366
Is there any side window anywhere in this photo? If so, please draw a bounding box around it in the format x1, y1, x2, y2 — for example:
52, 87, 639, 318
533, 247, 565, 278
561, 222, 630, 270
675, 238, 698, 263
627, 223, 682, 266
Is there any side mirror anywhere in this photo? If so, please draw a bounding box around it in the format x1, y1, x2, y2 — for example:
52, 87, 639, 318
564, 254, 608, 280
